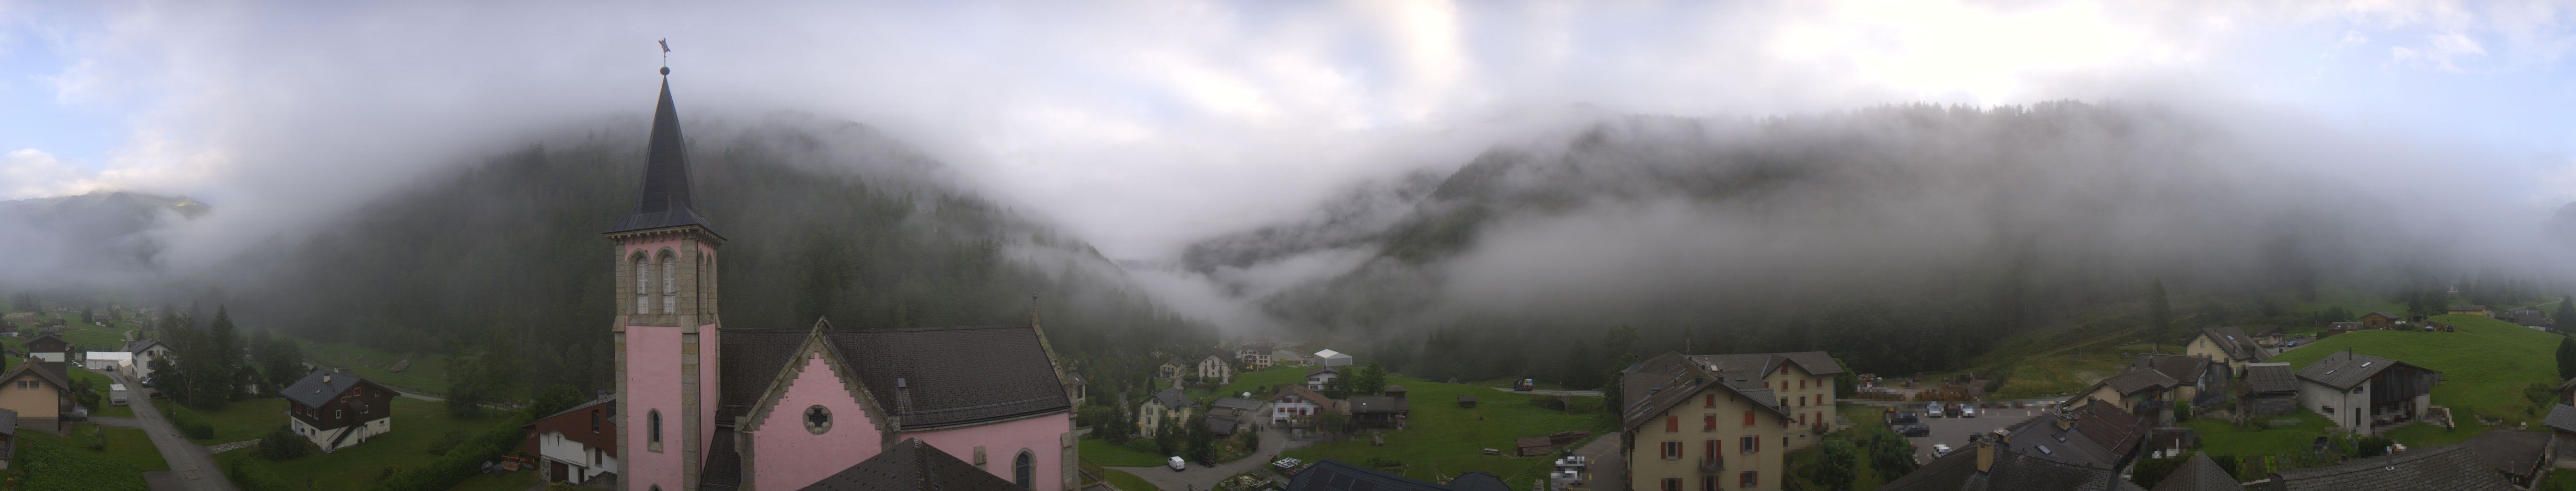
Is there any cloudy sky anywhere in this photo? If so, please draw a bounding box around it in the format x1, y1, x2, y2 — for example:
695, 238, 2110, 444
3, 0, 2575, 261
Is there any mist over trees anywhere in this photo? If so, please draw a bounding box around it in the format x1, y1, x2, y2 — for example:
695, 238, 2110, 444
1182, 101, 2558, 384
192, 114, 1210, 397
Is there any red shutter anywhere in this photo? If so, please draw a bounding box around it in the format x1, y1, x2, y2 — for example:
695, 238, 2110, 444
1742, 471, 1758, 488
1704, 414, 1715, 431
1667, 416, 1679, 433
1705, 439, 1719, 458
1704, 393, 1715, 408
1743, 410, 1755, 427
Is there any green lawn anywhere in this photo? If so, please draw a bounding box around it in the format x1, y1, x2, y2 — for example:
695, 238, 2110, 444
227, 397, 508, 490
1282, 374, 1609, 488
19, 422, 169, 471
449, 466, 546, 491
1205, 365, 1315, 401
165, 398, 292, 444
2541, 469, 2576, 491
69, 368, 135, 418
2381, 422, 2493, 448
1101, 468, 1164, 491
1081, 437, 1170, 467
2266, 314, 2560, 426
299, 337, 455, 397
2182, 411, 2336, 457
43, 311, 135, 349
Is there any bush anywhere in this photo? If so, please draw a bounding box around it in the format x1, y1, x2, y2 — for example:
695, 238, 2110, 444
425, 430, 468, 456
256, 425, 316, 461
367, 412, 534, 491
229, 456, 299, 491
20, 440, 149, 491
168, 410, 216, 440
1528, 395, 1566, 410
2130, 452, 2192, 489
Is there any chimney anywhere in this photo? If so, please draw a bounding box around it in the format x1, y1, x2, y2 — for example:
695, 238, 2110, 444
1974, 430, 2006, 473
895, 377, 912, 415
323, 373, 332, 384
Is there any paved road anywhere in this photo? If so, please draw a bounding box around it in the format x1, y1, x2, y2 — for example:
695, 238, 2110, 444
1903, 406, 2043, 461
1108, 427, 1307, 491
115, 370, 240, 491
1569, 433, 1623, 491
1493, 387, 1606, 397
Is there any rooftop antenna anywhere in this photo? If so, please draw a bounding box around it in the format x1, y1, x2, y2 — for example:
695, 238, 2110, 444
657, 38, 671, 75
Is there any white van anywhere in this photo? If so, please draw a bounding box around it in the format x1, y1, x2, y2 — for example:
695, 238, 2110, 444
109, 384, 129, 406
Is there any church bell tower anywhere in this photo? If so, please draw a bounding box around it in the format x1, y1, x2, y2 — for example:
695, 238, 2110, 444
607, 63, 724, 491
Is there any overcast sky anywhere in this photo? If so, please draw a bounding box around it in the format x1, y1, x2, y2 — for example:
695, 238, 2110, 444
4, 0, 2576, 261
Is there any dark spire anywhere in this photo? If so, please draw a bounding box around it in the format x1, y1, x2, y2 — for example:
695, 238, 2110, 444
606, 67, 718, 238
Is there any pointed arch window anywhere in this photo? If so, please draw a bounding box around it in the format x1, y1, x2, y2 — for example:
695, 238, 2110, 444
648, 409, 663, 444
632, 252, 652, 315
660, 250, 678, 314
1014, 450, 1036, 489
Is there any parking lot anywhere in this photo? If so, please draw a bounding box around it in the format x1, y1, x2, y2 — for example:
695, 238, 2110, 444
1887, 403, 2050, 461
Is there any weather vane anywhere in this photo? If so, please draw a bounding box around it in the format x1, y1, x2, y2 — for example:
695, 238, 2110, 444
658, 38, 671, 75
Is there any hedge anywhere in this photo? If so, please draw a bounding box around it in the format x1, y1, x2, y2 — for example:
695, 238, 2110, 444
227, 456, 299, 491
20, 440, 148, 491
368, 412, 533, 491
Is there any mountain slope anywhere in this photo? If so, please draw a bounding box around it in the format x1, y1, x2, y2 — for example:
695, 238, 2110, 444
0, 191, 207, 288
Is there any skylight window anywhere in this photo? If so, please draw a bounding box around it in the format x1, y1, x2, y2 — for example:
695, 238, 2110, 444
2037, 445, 2053, 455
2360, 362, 2372, 368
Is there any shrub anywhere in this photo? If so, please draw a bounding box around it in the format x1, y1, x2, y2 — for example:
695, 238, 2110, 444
1528, 395, 1566, 410
367, 412, 534, 491
168, 410, 216, 440
256, 425, 316, 461
1123, 437, 1161, 455
229, 456, 299, 491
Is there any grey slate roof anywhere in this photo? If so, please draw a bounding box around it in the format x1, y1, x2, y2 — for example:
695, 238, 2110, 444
702, 426, 742, 490
0, 362, 67, 395
2151, 453, 2243, 491
2001, 400, 2145, 469
1619, 352, 1786, 433
2129, 353, 2208, 385
2295, 351, 2434, 391
1149, 387, 1196, 411
2243, 363, 2298, 393
796, 438, 1023, 491
529, 397, 615, 423
2544, 404, 2576, 433
2198, 327, 2262, 362
2463, 430, 2550, 483
123, 339, 166, 353
604, 75, 719, 238
1209, 397, 1265, 412
719, 324, 1073, 431
1687, 351, 1845, 377
1878, 441, 2141, 491
281, 369, 371, 408
2101, 369, 2178, 395
2269, 443, 2515, 491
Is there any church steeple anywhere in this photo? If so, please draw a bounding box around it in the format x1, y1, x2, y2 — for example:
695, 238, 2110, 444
605, 66, 719, 238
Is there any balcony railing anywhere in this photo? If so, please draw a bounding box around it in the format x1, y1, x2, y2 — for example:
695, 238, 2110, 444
1699, 458, 1725, 474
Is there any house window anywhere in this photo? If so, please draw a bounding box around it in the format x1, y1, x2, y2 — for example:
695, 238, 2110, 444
1703, 414, 1715, 431
1740, 436, 1759, 453
591, 410, 601, 433
1661, 441, 1682, 459
660, 252, 678, 314
1740, 471, 1757, 488
334, 409, 342, 419
1704, 394, 1715, 408
1701, 476, 1717, 491
1014, 450, 1036, 490
648, 410, 662, 444
1661, 478, 1682, 491
805, 405, 833, 434
633, 253, 652, 315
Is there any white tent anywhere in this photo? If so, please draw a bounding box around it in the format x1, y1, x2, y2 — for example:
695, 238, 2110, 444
1314, 349, 1352, 367
83, 351, 133, 372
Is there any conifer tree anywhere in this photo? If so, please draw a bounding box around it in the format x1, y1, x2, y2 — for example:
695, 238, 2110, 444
2557, 336, 2576, 381
2148, 279, 2172, 352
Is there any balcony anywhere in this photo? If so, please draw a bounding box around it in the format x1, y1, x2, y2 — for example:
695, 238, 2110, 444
1699, 458, 1725, 474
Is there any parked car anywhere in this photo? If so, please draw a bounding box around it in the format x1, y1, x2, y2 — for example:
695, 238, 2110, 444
1168, 456, 1187, 471
1943, 403, 1963, 418
1932, 444, 1954, 457
1925, 402, 1945, 418
1898, 424, 1932, 437
1888, 411, 1919, 425
1961, 406, 1978, 418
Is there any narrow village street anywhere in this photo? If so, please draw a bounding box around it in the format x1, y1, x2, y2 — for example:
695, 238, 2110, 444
113, 371, 241, 491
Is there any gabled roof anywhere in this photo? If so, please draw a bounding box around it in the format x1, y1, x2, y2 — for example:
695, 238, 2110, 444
605, 73, 719, 238
1314, 349, 1348, 359
281, 369, 374, 408
2002, 400, 2145, 468
2462, 430, 2549, 482
1877, 440, 2139, 491
23, 334, 64, 351
1148, 387, 1196, 411
1209, 397, 1265, 412
795, 438, 1023, 491
2544, 404, 2576, 433
2243, 363, 2298, 393
2196, 327, 2262, 362
2129, 353, 2208, 386
2151, 453, 2244, 491
2101, 369, 2179, 395
720, 322, 1072, 432
123, 339, 167, 353
2269, 443, 2514, 491
1306, 366, 1340, 377
2361, 312, 2401, 320
1686, 351, 1846, 377
1619, 354, 1786, 433
2295, 351, 2436, 391
525, 396, 615, 424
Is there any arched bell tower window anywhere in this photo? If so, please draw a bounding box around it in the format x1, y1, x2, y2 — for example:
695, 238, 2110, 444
648, 409, 663, 444
632, 252, 651, 315
658, 250, 678, 314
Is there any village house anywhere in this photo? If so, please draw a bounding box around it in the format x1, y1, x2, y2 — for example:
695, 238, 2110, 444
2062, 353, 2218, 423
1206, 397, 1265, 437
2184, 327, 2265, 372
2297, 351, 2439, 434
596, 71, 1084, 491
0, 362, 69, 433
1236, 342, 1276, 370
521, 396, 618, 485
23, 334, 67, 363
1668, 351, 1844, 445
1272, 349, 1310, 367
2240, 362, 2300, 418
284, 370, 394, 452
2447, 304, 2494, 317
1306, 366, 1343, 391
2544, 404, 2576, 468
2506, 309, 2555, 330
1137, 387, 1197, 438
1159, 357, 1189, 381
1618, 352, 1795, 491
124, 339, 169, 382
1197, 354, 1234, 385
1346, 396, 1407, 430
1268, 385, 1338, 428
2358, 311, 2401, 329
2463, 429, 2551, 488
1313, 349, 1352, 368
2266, 443, 2514, 491
2251, 327, 2287, 348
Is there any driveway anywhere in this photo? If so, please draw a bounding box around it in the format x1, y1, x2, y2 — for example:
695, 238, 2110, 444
1568, 433, 1623, 491
1107, 427, 1307, 491
115, 371, 240, 491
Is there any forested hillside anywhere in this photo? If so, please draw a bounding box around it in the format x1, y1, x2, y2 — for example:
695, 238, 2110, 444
1186, 102, 2485, 384
204, 114, 1210, 396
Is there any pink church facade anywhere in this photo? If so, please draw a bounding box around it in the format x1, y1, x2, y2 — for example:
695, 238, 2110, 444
606, 69, 1077, 491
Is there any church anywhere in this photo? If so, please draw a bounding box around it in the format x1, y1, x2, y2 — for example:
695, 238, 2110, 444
605, 66, 1079, 491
